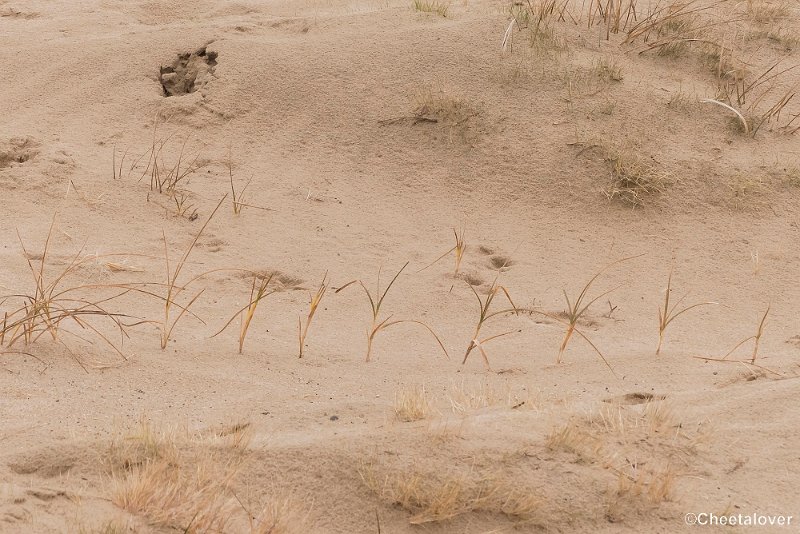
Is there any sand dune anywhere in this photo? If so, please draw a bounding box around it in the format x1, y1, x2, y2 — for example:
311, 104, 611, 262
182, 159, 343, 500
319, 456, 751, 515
1, 0, 799, 532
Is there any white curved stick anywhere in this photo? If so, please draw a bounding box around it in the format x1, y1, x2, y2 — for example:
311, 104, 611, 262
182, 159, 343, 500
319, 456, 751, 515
701, 99, 749, 135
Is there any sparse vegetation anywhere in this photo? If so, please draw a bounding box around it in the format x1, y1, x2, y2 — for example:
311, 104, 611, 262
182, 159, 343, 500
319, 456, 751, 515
413, 87, 478, 127
5, 2, 800, 532
725, 305, 770, 364
227, 151, 253, 216
214, 272, 275, 354
656, 269, 715, 355
140, 134, 204, 196
419, 228, 466, 276
555, 256, 641, 371
336, 263, 449, 362
412, 0, 449, 17
298, 272, 329, 358
746, 0, 790, 23
461, 276, 520, 370
106, 419, 311, 533
0, 218, 138, 367
547, 401, 700, 521
151, 198, 226, 349
447, 378, 533, 414
592, 57, 624, 83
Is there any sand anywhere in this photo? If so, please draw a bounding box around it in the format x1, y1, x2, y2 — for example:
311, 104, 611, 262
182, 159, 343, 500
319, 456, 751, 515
1, 0, 799, 532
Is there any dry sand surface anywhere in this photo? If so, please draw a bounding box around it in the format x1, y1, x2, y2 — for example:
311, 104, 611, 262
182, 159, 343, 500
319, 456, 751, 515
2, 0, 800, 532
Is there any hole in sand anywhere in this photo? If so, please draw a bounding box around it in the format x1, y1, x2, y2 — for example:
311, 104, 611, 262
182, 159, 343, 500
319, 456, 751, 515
159, 47, 217, 97
0, 137, 39, 168
489, 255, 514, 270
604, 392, 666, 405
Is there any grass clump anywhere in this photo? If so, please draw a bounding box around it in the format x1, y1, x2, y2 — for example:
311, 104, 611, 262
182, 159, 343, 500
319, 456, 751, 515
244, 497, 313, 534
603, 150, 669, 207
593, 57, 624, 83
394, 384, 432, 422
359, 463, 539, 525
724, 305, 770, 364
413, 88, 477, 126
226, 150, 269, 215
504, 1, 568, 56
108, 420, 251, 533
412, 0, 449, 17
745, 0, 790, 23
0, 218, 138, 367
140, 134, 203, 196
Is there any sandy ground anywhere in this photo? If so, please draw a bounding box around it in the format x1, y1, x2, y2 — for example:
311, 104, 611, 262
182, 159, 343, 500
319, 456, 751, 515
1, 0, 800, 532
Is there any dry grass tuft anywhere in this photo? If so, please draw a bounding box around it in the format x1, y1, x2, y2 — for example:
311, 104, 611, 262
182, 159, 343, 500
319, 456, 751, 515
606, 463, 678, 521
603, 150, 669, 207
748, 27, 800, 51
419, 228, 466, 277
0, 217, 139, 367
138, 132, 204, 196
78, 520, 128, 534
106, 420, 303, 533
108, 421, 244, 532
243, 496, 313, 534
447, 378, 534, 414
745, 0, 790, 23
413, 88, 478, 127
593, 57, 624, 83
148, 197, 226, 350
112, 456, 238, 532
412, 0, 449, 17
394, 384, 432, 422
554, 255, 641, 372
547, 401, 700, 521
214, 272, 276, 354
724, 305, 770, 364
726, 172, 769, 208
545, 422, 595, 456
359, 462, 539, 525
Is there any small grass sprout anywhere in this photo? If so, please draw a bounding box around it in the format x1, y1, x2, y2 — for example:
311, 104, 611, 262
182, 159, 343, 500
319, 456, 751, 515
656, 269, 715, 355
556, 255, 642, 372
725, 305, 770, 364
139, 132, 203, 196
462, 274, 520, 371
215, 273, 276, 354
155, 196, 226, 349
694, 305, 778, 376
298, 272, 329, 358
418, 228, 466, 276
336, 263, 449, 362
